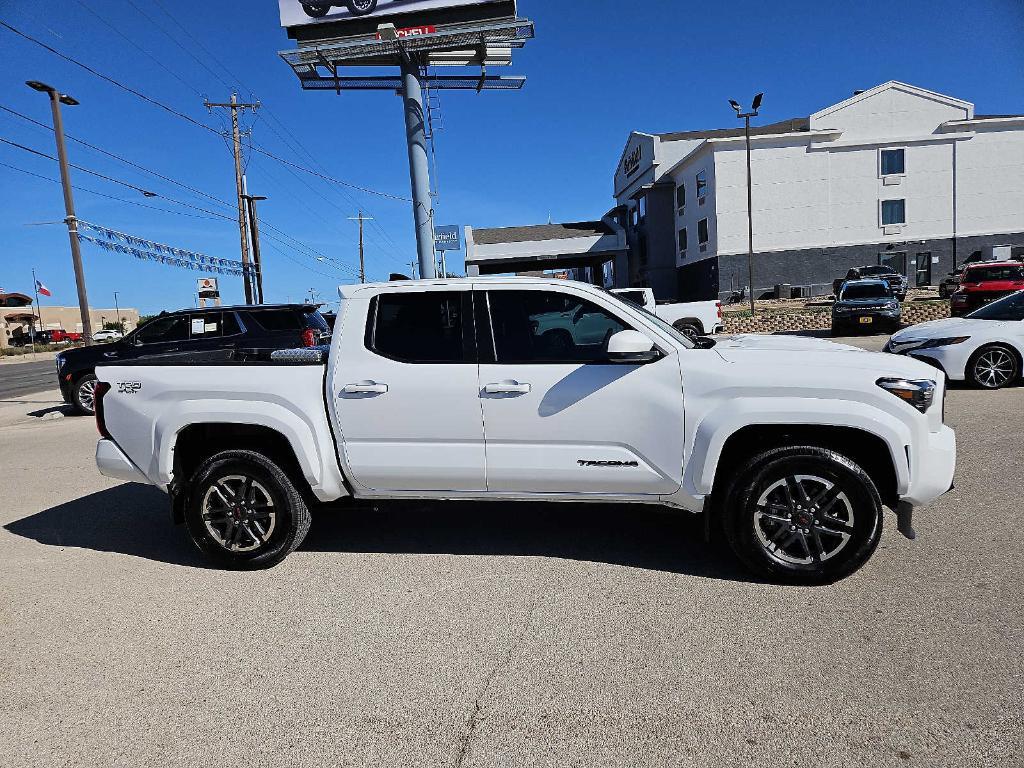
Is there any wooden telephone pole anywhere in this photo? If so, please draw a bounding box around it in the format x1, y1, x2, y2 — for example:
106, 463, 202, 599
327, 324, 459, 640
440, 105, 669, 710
204, 94, 260, 303
349, 211, 374, 283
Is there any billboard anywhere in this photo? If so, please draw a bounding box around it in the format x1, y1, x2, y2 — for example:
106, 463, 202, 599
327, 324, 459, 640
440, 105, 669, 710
279, 0, 508, 29
433, 225, 462, 251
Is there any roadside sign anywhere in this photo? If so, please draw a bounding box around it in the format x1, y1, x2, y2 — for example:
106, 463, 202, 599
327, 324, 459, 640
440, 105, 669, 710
434, 225, 462, 251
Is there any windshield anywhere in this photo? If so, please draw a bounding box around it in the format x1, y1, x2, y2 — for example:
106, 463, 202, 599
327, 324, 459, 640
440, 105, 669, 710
841, 283, 891, 300
966, 290, 1024, 321
963, 265, 1024, 283
601, 289, 696, 348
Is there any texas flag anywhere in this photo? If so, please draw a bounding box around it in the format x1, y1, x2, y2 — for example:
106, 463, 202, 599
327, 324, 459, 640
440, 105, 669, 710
35, 279, 52, 297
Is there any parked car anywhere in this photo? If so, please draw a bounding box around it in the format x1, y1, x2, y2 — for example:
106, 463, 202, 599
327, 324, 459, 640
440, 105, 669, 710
11, 330, 56, 346
300, 0, 377, 18
833, 266, 908, 302
93, 329, 124, 342
886, 290, 1024, 389
56, 304, 330, 415
831, 279, 902, 335
610, 288, 723, 340
950, 262, 1024, 317
51, 329, 82, 343
94, 277, 955, 583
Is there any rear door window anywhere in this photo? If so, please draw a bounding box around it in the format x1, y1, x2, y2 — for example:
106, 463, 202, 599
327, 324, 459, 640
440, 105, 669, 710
367, 292, 470, 363
188, 313, 223, 339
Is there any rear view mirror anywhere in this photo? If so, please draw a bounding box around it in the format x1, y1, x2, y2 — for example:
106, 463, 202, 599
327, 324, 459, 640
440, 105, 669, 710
607, 330, 659, 363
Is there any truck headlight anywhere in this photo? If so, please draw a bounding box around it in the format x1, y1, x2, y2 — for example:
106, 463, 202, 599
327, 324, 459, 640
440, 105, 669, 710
877, 378, 936, 413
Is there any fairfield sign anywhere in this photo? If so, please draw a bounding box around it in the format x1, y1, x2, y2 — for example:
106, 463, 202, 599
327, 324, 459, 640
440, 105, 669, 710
622, 144, 642, 177
376, 25, 437, 39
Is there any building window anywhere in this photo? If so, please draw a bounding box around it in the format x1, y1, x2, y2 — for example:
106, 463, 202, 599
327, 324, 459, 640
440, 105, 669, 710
676, 183, 686, 213
630, 206, 639, 228
697, 218, 709, 245
695, 170, 708, 200
880, 148, 905, 176
881, 199, 906, 226
637, 193, 647, 222
678, 227, 688, 257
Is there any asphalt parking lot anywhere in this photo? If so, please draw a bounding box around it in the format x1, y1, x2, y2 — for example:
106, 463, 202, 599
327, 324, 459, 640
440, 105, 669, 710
1, 335, 1021, 767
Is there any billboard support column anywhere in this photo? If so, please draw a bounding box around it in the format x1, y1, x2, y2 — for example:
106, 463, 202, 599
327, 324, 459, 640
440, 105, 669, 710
400, 59, 437, 279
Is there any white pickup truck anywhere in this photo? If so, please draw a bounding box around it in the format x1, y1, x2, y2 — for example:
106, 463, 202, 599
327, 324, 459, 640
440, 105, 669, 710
611, 287, 723, 339
94, 277, 955, 583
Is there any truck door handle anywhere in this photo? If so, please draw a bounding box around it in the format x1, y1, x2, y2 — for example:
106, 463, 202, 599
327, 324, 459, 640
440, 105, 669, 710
484, 381, 531, 395
342, 382, 388, 395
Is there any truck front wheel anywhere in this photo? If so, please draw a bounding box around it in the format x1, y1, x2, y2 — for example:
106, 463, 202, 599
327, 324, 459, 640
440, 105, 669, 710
721, 446, 883, 584
345, 0, 377, 15
184, 450, 311, 569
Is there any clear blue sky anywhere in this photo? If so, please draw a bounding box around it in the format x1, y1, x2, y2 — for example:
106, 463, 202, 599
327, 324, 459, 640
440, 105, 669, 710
1, 0, 1022, 314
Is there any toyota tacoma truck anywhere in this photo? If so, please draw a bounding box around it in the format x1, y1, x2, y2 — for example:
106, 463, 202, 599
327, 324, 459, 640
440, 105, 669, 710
610, 288, 723, 340
93, 278, 955, 583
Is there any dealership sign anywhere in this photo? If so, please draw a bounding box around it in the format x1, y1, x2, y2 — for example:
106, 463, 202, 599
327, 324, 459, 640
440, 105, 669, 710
434, 225, 462, 251
279, 0, 507, 29
623, 144, 642, 177
375, 25, 436, 39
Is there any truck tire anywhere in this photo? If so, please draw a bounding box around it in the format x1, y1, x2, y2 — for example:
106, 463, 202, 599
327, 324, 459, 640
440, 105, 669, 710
345, 0, 377, 15
967, 344, 1020, 389
721, 446, 883, 584
184, 450, 311, 569
72, 373, 98, 415
672, 321, 702, 342
301, 3, 332, 17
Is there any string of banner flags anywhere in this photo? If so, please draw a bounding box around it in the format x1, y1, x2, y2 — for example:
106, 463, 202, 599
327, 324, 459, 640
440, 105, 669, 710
74, 220, 253, 277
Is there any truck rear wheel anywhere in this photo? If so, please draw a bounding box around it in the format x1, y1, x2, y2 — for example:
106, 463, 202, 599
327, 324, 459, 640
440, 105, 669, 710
672, 321, 702, 342
184, 450, 311, 569
345, 0, 377, 15
721, 446, 883, 584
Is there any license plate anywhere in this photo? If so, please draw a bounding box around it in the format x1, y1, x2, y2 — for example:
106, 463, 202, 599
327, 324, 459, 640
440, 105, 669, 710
859, 316, 873, 324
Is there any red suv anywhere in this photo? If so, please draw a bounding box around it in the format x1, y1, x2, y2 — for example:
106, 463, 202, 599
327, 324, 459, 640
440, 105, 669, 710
951, 262, 1024, 316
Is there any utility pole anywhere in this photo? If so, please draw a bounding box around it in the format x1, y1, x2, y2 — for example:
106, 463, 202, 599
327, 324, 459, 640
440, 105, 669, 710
205, 93, 260, 303
113, 291, 122, 331
242, 178, 267, 303
730, 93, 763, 315
349, 211, 373, 283
26, 80, 93, 345
399, 60, 437, 279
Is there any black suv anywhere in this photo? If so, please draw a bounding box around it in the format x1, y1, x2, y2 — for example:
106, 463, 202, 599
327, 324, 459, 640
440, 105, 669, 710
833, 265, 908, 301
55, 304, 330, 414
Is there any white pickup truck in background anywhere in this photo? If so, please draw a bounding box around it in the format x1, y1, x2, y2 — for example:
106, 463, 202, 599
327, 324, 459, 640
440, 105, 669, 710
610, 288, 723, 339
93, 277, 955, 583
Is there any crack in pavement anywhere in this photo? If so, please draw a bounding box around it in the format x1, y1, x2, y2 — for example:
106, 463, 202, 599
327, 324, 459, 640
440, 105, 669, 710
452, 599, 537, 768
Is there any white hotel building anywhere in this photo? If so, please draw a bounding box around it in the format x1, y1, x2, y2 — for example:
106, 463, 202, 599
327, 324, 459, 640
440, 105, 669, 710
612, 81, 1024, 301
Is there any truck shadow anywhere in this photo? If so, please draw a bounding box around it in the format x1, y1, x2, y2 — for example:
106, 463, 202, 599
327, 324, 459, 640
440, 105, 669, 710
6, 485, 754, 581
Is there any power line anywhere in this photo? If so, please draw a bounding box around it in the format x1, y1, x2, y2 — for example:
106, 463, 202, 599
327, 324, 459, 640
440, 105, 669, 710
0, 135, 158, 196
0, 160, 222, 219
120, 0, 233, 93
71, 0, 205, 97
0, 20, 410, 204
0, 103, 360, 275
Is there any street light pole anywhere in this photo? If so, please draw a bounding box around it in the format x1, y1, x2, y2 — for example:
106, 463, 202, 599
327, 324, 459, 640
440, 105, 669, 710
730, 93, 763, 316
113, 291, 122, 331
27, 80, 93, 344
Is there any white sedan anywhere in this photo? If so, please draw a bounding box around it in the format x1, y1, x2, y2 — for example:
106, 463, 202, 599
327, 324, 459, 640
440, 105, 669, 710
92, 329, 123, 342
885, 291, 1024, 389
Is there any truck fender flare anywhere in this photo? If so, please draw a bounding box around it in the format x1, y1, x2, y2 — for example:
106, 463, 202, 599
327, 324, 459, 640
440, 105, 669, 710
151, 399, 346, 502
684, 397, 912, 497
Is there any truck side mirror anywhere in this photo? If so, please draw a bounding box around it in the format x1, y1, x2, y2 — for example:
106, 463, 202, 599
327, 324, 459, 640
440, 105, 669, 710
606, 330, 659, 363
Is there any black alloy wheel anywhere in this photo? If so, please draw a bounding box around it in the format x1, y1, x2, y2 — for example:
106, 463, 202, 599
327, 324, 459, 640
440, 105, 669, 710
722, 446, 884, 584
185, 450, 311, 569
345, 0, 378, 15
302, 4, 332, 18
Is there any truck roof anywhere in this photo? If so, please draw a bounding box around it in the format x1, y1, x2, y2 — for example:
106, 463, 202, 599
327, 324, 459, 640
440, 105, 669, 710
338, 276, 595, 300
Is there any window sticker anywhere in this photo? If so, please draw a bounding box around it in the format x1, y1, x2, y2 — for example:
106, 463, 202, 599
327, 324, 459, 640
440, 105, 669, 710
191, 318, 206, 334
